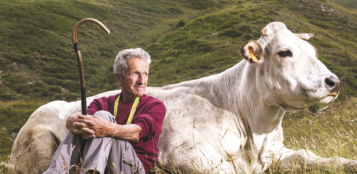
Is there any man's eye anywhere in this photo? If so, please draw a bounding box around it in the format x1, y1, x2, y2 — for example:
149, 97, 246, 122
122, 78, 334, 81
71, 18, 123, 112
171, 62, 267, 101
278, 50, 293, 57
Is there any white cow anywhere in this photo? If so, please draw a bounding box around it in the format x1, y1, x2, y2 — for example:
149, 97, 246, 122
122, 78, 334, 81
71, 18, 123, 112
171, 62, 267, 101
9, 22, 355, 173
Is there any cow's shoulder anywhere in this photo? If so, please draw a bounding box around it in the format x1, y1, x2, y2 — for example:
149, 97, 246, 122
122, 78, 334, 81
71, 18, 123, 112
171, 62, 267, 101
28, 100, 70, 121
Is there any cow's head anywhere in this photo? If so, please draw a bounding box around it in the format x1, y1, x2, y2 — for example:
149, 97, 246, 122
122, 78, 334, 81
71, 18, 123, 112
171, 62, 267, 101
240, 22, 339, 111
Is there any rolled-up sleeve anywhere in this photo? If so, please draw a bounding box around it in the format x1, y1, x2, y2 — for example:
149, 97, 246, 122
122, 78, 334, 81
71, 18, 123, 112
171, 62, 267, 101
132, 101, 166, 140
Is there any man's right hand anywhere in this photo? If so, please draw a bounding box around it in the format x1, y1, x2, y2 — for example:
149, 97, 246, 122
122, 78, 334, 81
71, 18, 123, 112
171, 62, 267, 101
66, 114, 96, 139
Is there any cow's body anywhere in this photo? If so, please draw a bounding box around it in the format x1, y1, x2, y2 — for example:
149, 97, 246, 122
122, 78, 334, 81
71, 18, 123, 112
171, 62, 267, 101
9, 22, 356, 173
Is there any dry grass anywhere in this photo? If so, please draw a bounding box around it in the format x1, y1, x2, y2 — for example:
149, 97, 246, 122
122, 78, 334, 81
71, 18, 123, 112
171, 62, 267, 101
152, 98, 357, 173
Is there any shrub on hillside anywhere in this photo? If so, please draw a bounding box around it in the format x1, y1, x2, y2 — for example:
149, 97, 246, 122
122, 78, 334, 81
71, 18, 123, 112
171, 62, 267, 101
311, 39, 336, 48
219, 21, 241, 31
189, 0, 217, 10
175, 19, 188, 29
49, 86, 62, 93
220, 29, 242, 38
41, 88, 49, 97
0, 90, 17, 100
41, 77, 62, 85
130, 3, 169, 14
14, 84, 31, 94
243, 33, 254, 40
309, 20, 333, 29
167, 7, 183, 14
238, 25, 252, 33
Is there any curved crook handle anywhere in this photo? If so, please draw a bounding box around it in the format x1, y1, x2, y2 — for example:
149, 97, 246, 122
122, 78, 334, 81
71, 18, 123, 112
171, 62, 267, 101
72, 18, 110, 44
72, 18, 110, 115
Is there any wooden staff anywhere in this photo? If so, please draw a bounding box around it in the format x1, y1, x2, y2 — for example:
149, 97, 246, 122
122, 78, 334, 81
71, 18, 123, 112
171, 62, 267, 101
72, 18, 110, 115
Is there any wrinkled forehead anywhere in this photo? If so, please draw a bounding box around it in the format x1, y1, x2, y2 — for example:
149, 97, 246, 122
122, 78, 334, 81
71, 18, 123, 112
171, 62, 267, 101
261, 22, 290, 36
271, 33, 318, 58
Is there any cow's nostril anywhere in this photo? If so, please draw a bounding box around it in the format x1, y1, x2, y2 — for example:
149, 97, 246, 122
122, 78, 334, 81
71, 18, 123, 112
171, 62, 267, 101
325, 78, 335, 87
324, 76, 340, 93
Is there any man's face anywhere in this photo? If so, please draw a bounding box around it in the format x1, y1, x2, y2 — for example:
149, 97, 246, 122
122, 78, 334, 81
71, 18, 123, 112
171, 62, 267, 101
115, 58, 149, 101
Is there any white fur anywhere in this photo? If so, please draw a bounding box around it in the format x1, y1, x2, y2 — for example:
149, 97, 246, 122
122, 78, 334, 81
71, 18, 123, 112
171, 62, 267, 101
10, 22, 354, 173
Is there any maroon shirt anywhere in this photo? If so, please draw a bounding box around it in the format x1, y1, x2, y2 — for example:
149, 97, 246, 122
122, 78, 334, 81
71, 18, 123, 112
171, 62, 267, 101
87, 93, 166, 173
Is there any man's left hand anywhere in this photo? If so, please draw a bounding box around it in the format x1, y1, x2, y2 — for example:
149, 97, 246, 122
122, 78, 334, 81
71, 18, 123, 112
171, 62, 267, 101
77, 115, 113, 139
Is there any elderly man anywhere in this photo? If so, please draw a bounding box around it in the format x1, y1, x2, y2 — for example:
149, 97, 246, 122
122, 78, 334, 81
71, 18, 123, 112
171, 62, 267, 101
44, 48, 166, 174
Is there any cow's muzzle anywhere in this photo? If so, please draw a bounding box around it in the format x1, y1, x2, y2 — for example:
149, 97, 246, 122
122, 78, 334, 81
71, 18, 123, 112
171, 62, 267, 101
325, 76, 340, 96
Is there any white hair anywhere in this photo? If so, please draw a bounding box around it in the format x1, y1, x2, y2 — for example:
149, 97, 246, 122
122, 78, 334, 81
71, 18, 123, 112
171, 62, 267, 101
113, 48, 151, 77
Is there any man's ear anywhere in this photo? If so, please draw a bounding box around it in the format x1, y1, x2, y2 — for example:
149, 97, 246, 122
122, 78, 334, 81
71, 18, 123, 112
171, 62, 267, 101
240, 40, 263, 63
114, 74, 123, 86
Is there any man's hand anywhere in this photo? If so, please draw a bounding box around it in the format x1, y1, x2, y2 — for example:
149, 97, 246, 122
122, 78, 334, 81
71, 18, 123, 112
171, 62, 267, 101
81, 116, 113, 138
66, 114, 96, 139
66, 114, 141, 141
78, 115, 142, 142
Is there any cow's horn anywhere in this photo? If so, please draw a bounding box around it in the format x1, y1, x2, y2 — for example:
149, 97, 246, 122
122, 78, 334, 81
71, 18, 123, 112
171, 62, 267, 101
261, 28, 267, 36
295, 33, 314, 40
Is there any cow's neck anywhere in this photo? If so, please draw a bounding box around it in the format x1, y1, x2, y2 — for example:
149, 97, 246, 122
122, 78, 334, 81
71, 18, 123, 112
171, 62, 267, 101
216, 60, 285, 133
165, 60, 285, 133
164, 59, 286, 167
212, 60, 286, 168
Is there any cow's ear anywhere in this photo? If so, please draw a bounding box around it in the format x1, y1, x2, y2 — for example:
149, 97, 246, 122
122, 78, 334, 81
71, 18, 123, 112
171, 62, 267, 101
240, 40, 263, 63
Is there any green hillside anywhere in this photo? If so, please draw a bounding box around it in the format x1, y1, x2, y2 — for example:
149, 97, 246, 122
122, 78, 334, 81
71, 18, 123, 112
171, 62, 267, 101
1, 0, 357, 171
0, 0, 230, 102
147, 0, 357, 98
329, 0, 357, 10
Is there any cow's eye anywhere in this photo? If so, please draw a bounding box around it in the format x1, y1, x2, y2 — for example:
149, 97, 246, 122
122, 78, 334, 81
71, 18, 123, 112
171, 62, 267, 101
278, 50, 293, 57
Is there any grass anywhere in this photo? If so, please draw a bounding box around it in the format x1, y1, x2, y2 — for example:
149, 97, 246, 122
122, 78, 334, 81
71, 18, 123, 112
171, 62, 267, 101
329, 0, 357, 10
280, 98, 357, 173
150, 100, 357, 173
0, 0, 228, 101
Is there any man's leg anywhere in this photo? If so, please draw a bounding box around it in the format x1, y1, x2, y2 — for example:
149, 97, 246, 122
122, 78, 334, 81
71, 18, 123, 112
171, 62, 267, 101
77, 110, 116, 173
105, 140, 145, 174
43, 130, 84, 174
44, 110, 144, 174
82, 111, 145, 174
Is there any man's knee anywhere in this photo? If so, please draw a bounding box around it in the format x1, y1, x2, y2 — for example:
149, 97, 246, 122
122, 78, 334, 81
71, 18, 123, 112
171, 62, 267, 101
93, 110, 116, 123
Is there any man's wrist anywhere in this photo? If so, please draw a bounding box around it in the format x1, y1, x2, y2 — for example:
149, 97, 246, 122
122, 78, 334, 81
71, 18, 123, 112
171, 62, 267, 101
107, 123, 115, 137
66, 115, 74, 130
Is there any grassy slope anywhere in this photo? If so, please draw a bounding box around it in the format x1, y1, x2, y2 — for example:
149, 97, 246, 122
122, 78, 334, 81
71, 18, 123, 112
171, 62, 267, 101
329, 0, 357, 10
147, 0, 357, 99
280, 100, 357, 173
1, 0, 357, 172
0, 0, 218, 101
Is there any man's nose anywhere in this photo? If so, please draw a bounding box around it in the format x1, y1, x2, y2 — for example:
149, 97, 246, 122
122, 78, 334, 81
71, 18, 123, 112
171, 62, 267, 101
137, 74, 145, 84
324, 76, 340, 94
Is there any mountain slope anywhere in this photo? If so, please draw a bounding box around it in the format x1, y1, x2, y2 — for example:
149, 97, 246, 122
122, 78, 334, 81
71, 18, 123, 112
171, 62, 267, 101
147, 0, 357, 100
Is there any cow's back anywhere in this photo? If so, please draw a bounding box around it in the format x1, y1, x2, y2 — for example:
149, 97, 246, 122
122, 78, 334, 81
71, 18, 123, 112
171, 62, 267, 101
146, 87, 247, 172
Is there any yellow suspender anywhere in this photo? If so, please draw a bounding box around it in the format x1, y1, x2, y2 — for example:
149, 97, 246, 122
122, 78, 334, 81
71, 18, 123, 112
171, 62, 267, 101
114, 94, 140, 124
